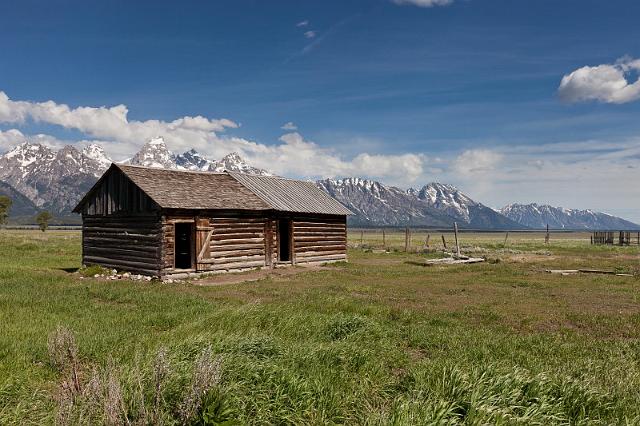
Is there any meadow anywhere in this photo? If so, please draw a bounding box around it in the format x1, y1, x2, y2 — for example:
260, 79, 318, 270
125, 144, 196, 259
0, 229, 639, 425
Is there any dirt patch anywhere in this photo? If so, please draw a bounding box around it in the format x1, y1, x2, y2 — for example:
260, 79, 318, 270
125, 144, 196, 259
192, 264, 331, 287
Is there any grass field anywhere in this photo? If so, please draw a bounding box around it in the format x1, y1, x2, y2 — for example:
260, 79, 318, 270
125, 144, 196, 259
1, 230, 639, 424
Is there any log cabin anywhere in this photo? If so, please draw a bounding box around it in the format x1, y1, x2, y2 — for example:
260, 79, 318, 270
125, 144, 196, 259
73, 164, 352, 278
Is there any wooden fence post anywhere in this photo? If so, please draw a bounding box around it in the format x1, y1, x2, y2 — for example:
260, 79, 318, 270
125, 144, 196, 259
404, 227, 410, 252
441, 235, 447, 250
453, 222, 461, 257
382, 229, 386, 247
545, 224, 550, 244
504, 232, 509, 246
360, 230, 364, 245
424, 234, 430, 250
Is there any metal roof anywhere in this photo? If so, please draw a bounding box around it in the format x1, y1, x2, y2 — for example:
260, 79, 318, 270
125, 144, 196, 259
229, 172, 353, 215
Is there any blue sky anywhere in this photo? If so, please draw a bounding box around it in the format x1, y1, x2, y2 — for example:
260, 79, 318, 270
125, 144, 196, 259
1, 0, 639, 220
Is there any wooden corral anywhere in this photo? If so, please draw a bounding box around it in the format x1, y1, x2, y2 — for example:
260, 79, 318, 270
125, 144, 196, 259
73, 164, 352, 277
592, 231, 640, 246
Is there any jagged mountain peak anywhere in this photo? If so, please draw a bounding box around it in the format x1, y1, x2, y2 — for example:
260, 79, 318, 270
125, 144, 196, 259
148, 136, 166, 146
209, 152, 271, 175
128, 136, 176, 169
175, 149, 212, 171
4, 142, 54, 165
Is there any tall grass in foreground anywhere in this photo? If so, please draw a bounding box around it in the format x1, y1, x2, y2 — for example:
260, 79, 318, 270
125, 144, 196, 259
1, 231, 639, 424
47, 327, 232, 425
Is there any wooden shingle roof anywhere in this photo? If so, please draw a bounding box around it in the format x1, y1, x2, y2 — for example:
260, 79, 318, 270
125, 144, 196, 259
115, 165, 270, 210
74, 164, 353, 215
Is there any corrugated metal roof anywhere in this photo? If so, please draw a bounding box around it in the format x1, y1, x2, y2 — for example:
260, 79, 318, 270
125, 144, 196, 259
229, 172, 353, 215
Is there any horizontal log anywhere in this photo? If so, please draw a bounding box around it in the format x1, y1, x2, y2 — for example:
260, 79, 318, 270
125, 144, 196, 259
205, 260, 266, 271
214, 237, 265, 246
212, 226, 266, 233
294, 235, 346, 241
211, 232, 264, 240
294, 240, 346, 247
209, 249, 265, 258
83, 226, 160, 234
213, 220, 266, 226
293, 221, 345, 227
292, 231, 346, 237
84, 256, 161, 271
83, 238, 161, 252
84, 250, 160, 264
296, 250, 346, 258
200, 254, 265, 265
293, 225, 347, 232
84, 246, 160, 258
295, 245, 346, 253
84, 216, 158, 224
211, 218, 266, 224
295, 254, 347, 263
210, 242, 264, 251
84, 235, 161, 245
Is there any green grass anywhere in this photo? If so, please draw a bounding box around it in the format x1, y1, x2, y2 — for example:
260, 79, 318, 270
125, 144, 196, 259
1, 230, 639, 424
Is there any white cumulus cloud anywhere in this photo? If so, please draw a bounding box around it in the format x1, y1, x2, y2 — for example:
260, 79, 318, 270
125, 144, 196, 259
0, 91, 428, 184
452, 149, 503, 175
558, 57, 640, 104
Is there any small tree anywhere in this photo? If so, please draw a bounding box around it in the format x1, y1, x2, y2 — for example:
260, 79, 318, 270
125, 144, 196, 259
0, 196, 12, 227
36, 211, 53, 232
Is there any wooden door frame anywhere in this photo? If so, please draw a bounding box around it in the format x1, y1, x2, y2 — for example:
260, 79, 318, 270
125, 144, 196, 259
173, 220, 196, 271
276, 218, 294, 264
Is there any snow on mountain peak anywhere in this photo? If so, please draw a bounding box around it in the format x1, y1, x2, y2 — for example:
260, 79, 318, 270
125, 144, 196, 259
209, 152, 271, 175
148, 136, 166, 146
129, 137, 176, 169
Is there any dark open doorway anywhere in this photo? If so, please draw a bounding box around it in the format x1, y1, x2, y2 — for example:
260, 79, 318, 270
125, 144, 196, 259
278, 219, 292, 262
175, 223, 194, 269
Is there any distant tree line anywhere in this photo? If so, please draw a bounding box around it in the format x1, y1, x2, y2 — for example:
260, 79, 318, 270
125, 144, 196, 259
0, 195, 54, 231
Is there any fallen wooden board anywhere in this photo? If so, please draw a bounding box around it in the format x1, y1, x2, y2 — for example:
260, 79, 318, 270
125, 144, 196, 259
424, 257, 485, 265
546, 269, 579, 275
546, 269, 634, 277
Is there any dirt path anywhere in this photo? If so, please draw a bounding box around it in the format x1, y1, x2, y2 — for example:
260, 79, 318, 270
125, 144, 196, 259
192, 265, 330, 287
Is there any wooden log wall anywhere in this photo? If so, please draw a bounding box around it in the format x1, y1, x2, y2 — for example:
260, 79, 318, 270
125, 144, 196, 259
204, 217, 269, 271
82, 169, 157, 216
162, 213, 277, 274
292, 215, 347, 264
82, 215, 162, 276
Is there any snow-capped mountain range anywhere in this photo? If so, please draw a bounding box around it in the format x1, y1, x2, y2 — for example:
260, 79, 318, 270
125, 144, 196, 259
127, 136, 270, 175
0, 137, 270, 216
0, 136, 638, 229
499, 203, 640, 230
318, 178, 525, 229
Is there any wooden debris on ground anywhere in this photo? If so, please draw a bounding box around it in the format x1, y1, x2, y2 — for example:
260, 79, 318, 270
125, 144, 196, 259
419, 252, 485, 266
545, 269, 634, 277
424, 257, 486, 265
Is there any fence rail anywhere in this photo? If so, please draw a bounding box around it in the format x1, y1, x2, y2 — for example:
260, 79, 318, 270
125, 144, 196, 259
592, 231, 640, 246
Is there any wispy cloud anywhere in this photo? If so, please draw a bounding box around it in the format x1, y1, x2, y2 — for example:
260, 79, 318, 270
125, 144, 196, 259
558, 57, 640, 104
296, 20, 309, 27
281, 122, 298, 131
391, 0, 454, 7
304, 30, 317, 39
